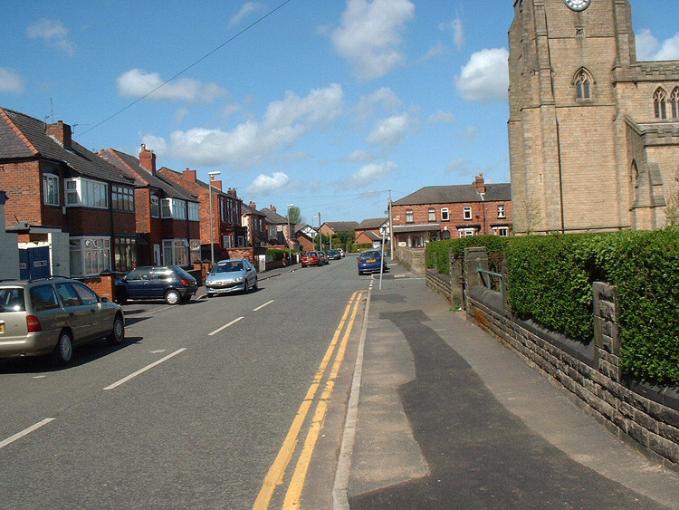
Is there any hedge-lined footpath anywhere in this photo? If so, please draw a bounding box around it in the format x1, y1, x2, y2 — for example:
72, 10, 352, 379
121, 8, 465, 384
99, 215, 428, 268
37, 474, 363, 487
426, 230, 679, 385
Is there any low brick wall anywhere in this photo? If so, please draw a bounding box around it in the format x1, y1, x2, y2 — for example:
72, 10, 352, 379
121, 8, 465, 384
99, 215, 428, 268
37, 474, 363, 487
467, 294, 679, 466
425, 269, 452, 304
79, 274, 116, 301
395, 247, 426, 274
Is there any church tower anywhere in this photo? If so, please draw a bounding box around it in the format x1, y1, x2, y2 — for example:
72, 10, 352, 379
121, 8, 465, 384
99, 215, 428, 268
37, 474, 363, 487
507, 0, 660, 234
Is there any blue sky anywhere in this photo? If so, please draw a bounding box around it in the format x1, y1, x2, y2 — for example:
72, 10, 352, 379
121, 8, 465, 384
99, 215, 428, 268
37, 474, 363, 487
2, 0, 678, 224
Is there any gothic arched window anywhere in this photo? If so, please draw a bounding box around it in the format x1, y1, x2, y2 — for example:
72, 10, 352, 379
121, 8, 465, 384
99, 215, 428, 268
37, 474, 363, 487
654, 88, 668, 119
671, 88, 679, 119
574, 69, 592, 100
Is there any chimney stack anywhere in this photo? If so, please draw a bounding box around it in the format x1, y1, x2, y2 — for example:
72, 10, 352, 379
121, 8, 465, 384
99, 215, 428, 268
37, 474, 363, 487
270, 205, 277, 213
474, 174, 486, 194
249, 201, 257, 210
227, 187, 237, 198
212, 179, 223, 191
47, 120, 72, 148
139, 144, 157, 175
183, 168, 198, 182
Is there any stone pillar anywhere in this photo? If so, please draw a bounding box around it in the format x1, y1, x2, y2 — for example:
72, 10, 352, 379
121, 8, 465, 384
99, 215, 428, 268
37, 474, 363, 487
593, 282, 621, 382
449, 249, 463, 309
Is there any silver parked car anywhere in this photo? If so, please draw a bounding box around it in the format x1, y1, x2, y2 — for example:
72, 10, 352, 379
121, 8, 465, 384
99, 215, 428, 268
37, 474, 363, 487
205, 259, 258, 297
0, 277, 125, 365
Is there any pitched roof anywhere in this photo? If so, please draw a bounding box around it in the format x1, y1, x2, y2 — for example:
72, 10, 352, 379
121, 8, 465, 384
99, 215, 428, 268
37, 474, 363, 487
260, 207, 288, 224
242, 203, 266, 216
100, 149, 197, 201
158, 166, 236, 199
393, 183, 511, 206
323, 221, 359, 232
0, 108, 134, 185
357, 217, 387, 230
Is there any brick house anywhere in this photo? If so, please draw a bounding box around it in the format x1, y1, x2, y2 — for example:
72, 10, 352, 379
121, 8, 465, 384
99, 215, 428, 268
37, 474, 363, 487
355, 217, 388, 247
294, 224, 318, 252
241, 201, 268, 248
158, 168, 247, 261
260, 206, 290, 246
100, 146, 201, 266
391, 175, 512, 247
318, 221, 359, 238
0, 108, 139, 276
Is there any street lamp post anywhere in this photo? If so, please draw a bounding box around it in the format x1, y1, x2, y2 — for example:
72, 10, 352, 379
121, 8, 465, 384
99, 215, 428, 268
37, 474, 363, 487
208, 171, 221, 267
287, 203, 294, 263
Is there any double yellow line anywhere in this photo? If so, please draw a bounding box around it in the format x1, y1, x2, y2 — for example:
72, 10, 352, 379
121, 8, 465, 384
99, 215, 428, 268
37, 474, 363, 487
253, 291, 364, 510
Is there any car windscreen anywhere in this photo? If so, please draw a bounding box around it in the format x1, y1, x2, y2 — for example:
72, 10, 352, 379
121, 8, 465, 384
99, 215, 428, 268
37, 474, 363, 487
172, 266, 196, 280
214, 262, 244, 273
361, 251, 380, 258
0, 288, 25, 312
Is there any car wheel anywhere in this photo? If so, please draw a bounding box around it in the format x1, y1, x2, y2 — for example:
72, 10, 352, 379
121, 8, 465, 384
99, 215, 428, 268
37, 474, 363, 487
180, 295, 191, 303
253, 280, 258, 291
207, 292, 214, 298
51, 330, 73, 365
243, 281, 249, 294
107, 314, 125, 345
165, 289, 181, 305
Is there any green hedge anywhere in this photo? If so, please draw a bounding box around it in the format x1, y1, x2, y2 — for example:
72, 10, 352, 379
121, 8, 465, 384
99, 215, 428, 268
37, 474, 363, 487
266, 248, 286, 261
351, 243, 374, 253
506, 230, 679, 385
425, 236, 509, 274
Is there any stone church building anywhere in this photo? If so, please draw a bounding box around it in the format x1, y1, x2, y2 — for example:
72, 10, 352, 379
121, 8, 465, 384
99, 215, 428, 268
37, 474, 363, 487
509, 0, 679, 234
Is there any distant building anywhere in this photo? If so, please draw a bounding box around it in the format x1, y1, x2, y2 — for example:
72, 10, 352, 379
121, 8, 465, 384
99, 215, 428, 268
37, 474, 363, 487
241, 201, 268, 248
509, 0, 679, 233
391, 175, 512, 247
319, 221, 359, 238
294, 224, 318, 252
355, 217, 388, 248
260, 206, 290, 246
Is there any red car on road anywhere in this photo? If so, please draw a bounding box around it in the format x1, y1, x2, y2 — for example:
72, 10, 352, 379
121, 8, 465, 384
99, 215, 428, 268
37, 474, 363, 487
301, 251, 323, 267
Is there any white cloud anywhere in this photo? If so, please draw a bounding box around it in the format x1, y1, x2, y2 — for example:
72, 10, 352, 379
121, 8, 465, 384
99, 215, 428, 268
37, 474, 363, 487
148, 83, 343, 167
117, 69, 225, 102
367, 113, 409, 146
175, 107, 189, 124
229, 2, 262, 28
352, 161, 397, 183
141, 134, 168, 156
348, 149, 375, 162
636, 29, 679, 61
247, 172, 289, 194
0, 68, 24, 93
356, 87, 401, 119
428, 111, 454, 124
422, 43, 446, 61
455, 48, 509, 102
26, 19, 75, 55
439, 17, 464, 51
331, 0, 415, 80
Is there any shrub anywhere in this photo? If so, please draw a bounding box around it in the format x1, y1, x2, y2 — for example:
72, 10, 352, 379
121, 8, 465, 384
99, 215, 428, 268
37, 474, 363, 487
266, 248, 286, 261
425, 236, 509, 274
351, 243, 374, 253
505, 230, 679, 385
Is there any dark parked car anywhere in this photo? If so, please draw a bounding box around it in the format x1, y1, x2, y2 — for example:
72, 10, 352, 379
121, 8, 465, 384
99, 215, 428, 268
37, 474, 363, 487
117, 266, 197, 305
0, 277, 124, 365
357, 250, 389, 275
327, 249, 341, 260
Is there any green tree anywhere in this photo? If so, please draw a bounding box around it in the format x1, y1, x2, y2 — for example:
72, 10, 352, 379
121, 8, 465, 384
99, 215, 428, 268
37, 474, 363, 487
287, 206, 302, 225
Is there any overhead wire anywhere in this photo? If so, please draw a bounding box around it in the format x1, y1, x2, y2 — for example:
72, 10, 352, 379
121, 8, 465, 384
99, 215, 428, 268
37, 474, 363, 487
79, 0, 294, 137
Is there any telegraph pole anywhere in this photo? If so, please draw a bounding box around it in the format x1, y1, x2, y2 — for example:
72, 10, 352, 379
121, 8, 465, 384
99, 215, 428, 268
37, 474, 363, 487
318, 212, 321, 251
388, 189, 394, 259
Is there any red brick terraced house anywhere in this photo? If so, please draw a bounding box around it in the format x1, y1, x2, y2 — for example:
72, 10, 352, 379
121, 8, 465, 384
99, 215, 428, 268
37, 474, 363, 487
391, 175, 512, 247
100, 146, 201, 267
355, 217, 388, 247
0, 108, 139, 277
318, 221, 359, 238
158, 167, 247, 260
241, 201, 268, 248
260, 206, 291, 247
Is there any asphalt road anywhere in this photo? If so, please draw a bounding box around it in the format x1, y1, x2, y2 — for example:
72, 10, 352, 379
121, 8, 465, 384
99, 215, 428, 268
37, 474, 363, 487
0, 256, 368, 509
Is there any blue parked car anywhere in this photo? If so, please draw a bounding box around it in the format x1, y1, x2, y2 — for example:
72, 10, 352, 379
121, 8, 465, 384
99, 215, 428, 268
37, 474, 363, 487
205, 259, 258, 297
357, 250, 389, 275
117, 266, 198, 305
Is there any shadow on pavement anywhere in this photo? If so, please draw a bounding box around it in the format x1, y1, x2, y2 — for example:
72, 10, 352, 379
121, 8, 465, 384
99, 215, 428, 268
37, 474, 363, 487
349, 310, 663, 510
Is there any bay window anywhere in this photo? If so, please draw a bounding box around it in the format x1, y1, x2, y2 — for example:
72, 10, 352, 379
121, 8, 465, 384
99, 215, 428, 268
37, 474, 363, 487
112, 185, 134, 212
64, 178, 108, 209
151, 195, 160, 218
188, 201, 200, 221
162, 239, 189, 266
69, 237, 111, 276
161, 198, 187, 219
114, 236, 137, 272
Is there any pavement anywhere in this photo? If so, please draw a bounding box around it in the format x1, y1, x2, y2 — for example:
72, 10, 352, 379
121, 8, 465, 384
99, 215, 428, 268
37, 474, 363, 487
342, 264, 679, 510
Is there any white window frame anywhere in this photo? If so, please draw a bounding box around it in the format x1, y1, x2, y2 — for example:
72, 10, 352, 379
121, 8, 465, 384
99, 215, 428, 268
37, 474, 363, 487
151, 195, 160, 218
111, 184, 134, 212
441, 208, 449, 221
463, 207, 472, 220
223, 235, 233, 249
458, 228, 476, 238
188, 201, 200, 222
161, 198, 187, 220
162, 238, 189, 266
427, 208, 436, 222
494, 226, 509, 237
42, 173, 60, 206
64, 177, 109, 209
69, 236, 111, 277
405, 210, 414, 223
498, 205, 506, 219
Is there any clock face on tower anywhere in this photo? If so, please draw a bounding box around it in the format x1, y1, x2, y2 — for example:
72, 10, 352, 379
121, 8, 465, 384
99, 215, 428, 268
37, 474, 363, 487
564, 0, 591, 11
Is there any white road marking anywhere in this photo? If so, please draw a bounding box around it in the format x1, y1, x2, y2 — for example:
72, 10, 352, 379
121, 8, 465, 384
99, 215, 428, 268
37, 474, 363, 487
103, 348, 187, 391
150, 349, 166, 354
33, 375, 46, 379
0, 418, 55, 450
253, 300, 275, 312
208, 317, 245, 336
